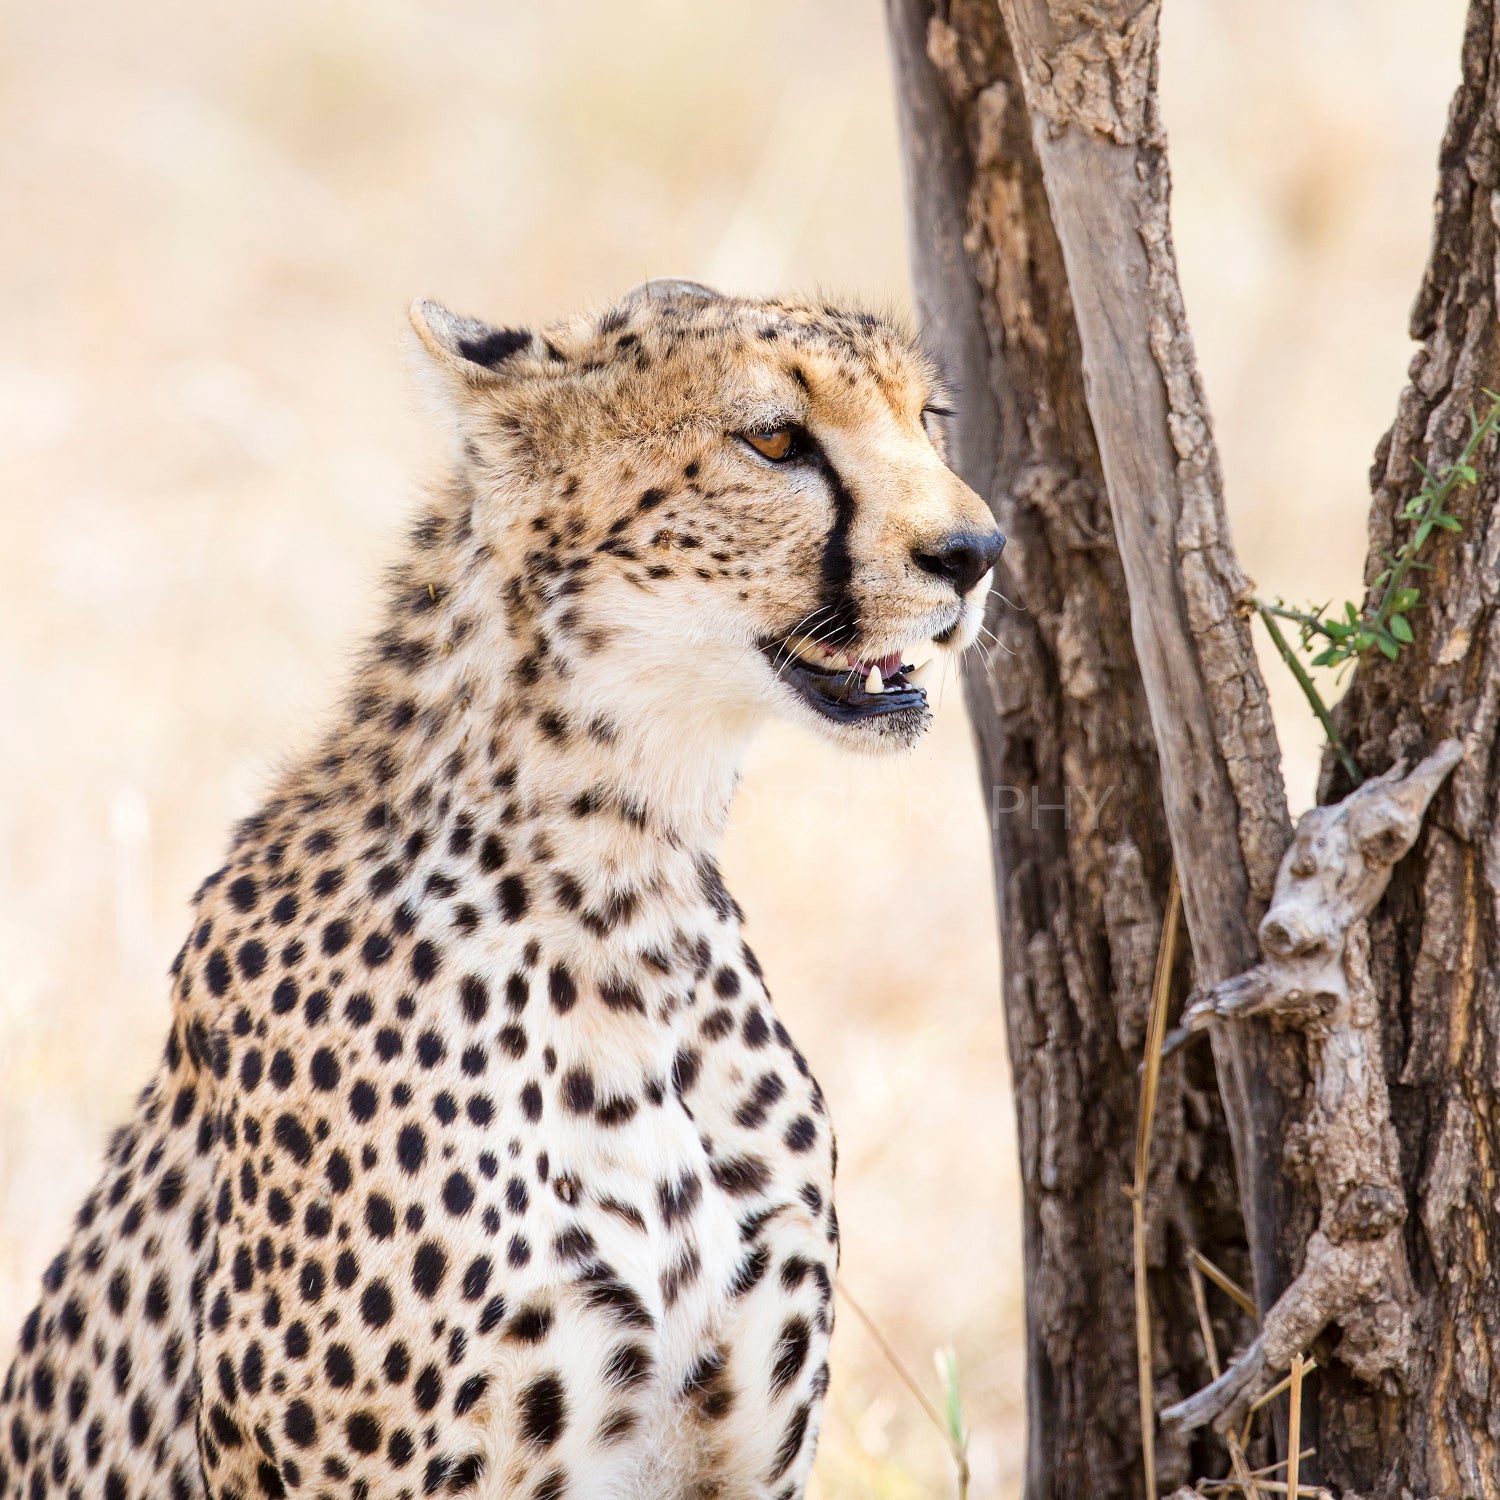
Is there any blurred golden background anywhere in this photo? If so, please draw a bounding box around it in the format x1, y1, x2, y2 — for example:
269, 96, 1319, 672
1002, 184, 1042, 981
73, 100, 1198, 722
0, 2, 1470, 1494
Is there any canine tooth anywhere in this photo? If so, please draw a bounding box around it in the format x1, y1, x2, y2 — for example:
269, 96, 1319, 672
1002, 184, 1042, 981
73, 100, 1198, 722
908, 659, 933, 690
865, 666, 883, 694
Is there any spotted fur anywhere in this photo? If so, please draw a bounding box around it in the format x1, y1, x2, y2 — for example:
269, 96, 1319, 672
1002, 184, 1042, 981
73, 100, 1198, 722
2, 280, 998, 1500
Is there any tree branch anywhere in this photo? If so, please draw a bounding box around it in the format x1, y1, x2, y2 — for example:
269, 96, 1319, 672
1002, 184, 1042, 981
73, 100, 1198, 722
992, 0, 1306, 1321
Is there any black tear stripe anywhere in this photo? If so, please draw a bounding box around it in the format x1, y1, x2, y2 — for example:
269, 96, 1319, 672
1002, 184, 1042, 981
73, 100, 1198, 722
805, 441, 861, 648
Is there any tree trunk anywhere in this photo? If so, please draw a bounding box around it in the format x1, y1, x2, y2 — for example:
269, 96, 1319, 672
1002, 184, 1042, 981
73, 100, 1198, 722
887, 5, 1255, 1495
890, 0, 1500, 1496
1316, 2, 1500, 1491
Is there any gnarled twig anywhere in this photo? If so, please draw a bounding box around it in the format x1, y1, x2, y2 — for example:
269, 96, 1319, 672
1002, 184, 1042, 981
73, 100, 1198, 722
1163, 741, 1463, 1431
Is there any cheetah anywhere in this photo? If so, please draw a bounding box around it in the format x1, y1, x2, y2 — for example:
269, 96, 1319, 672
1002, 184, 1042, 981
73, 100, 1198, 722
1, 278, 1002, 1500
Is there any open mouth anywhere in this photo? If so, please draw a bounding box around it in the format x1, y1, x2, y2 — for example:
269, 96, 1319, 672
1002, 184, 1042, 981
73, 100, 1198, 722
760, 637, 934, 725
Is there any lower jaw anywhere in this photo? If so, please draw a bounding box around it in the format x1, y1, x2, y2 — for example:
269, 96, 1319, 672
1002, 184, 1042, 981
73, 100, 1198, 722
760, 644, 933, 729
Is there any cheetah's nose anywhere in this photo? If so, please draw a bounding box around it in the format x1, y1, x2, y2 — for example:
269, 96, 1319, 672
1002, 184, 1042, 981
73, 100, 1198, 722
911, 529, 1006, 596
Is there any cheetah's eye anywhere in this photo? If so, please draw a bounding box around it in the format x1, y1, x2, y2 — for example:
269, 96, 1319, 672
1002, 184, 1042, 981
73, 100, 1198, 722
921, 403, 954, 442
743, 428, 797, 463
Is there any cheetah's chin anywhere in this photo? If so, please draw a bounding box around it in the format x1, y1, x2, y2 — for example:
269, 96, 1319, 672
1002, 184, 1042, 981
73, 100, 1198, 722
759, 637, 933, 728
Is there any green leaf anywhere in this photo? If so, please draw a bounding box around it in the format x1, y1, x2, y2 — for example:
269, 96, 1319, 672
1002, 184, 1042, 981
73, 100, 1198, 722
1377, 636, 1400, 660
1435, 512, 1464, 531
1390, 615, 1414, 643
1391, 588, 1421, 610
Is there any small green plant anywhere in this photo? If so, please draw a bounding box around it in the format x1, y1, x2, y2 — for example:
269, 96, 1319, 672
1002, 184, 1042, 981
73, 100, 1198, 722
1254, 394, 1500, 784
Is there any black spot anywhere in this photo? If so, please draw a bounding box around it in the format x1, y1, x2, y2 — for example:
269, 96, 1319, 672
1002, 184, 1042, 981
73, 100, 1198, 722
412, 1240, 449, 1299
361, 1280, 394, 1328
600, 978, 645, 1015
507, 1303, 553, 1343
284, 1399, 317, 1448
771, 1316, 812, 1395
206, 949, 232, 996
769, 1401, 812, 1482
583, 1278, 653, 1328
735, 1072, 786, 1129
413, 1363, 442, 1413
459, 975, 488, 1022
324, 1344, 355, 1389
310, 1048, 341, 1091
671, 1047, 700, 1096
561, 1068, 595, 1114
729, 1244, 770, 1297
345, 1411, 382, 1454
452, 1373, 490, 1417
497, 875, 529, 922
443, 1172, 475, 1217
519, 1374, 567, 1447
410, 940, 441, 983
362, 931, 394, 967
605, 1342, 653, 1389
683, 1345, 734, 1420
272, 1113, 314, 1167
548, 965, 577, 1014
657, 1170, 702, 1227
321, 919, 352, 956
596, 1095, 637, 1127
365, 1194, 397, 1240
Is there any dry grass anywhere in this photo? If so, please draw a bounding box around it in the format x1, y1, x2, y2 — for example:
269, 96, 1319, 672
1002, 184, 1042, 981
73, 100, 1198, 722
0, 1, 1470, 1495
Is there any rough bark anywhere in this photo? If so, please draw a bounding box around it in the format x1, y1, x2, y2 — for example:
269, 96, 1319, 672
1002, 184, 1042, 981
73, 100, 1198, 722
1312, 2, 1500, 1491
991, 0, 1312, 1336
887, 5, 1252, 1495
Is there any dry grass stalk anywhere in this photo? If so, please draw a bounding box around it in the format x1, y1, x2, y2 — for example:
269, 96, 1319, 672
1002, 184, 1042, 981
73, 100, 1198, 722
1186, 1250, 1222, 1381
1247, 1358, 1319, 1416
1200, 1482, 1331, 1498
1133, 867, 1183, 1500
835, 1278, 970, 1497
1244, 1448, 1314, 1478
1225, 1433, 1261, 1500
1187, 1247, 1257, 1318
1286, 1355, 1305, 1500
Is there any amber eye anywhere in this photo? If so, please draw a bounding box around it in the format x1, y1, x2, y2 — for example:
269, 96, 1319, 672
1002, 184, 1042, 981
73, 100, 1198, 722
744, 428, 796, 462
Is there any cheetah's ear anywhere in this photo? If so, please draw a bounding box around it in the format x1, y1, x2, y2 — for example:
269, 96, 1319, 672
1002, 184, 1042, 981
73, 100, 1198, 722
619, 277, 723, 308
408, 299, 541, 386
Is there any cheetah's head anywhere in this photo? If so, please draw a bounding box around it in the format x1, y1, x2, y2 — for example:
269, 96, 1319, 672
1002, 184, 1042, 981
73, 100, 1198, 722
410, 280, 1002, 756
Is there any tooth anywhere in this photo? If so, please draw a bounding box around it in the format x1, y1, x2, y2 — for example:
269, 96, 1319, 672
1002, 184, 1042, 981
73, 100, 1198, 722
908, 660, 932, 690
865, 666, 883, 694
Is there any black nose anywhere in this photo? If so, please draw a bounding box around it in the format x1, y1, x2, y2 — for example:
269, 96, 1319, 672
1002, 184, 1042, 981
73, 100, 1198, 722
912, 529, 1005, 595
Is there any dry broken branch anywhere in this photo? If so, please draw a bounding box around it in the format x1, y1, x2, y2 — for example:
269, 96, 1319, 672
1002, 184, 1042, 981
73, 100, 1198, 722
1162, 742, 1464, 1432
